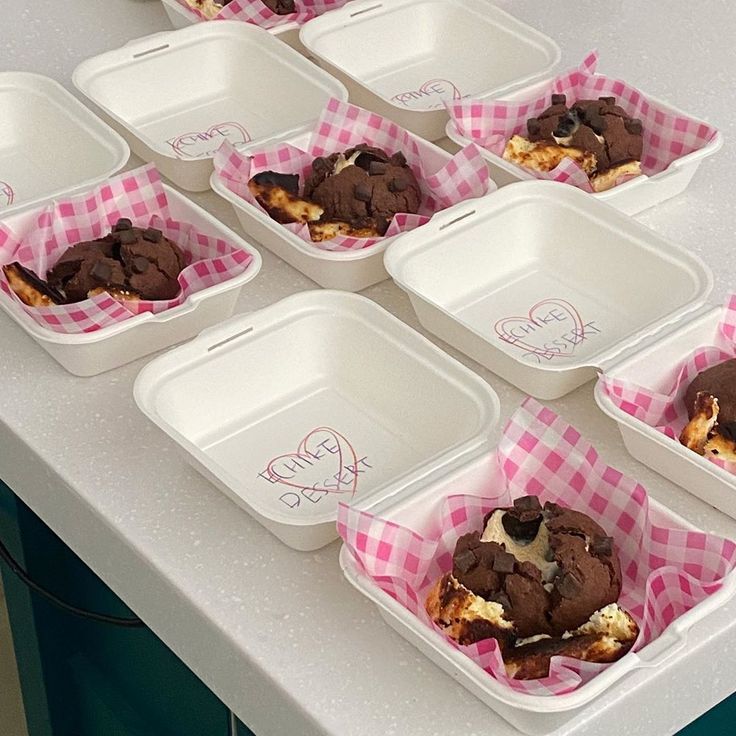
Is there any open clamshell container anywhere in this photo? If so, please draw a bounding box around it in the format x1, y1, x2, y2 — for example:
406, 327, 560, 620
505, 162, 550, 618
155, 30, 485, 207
299, 0, 561, 142
210, 130, 455, 292
0, 72, 129, 216
385, 180, 713, 400
159, 0, 304, 54
338, 422, 736, 734
72, 22, 348, 192
0, 183, 262, 376
594, 306, 736, 521
133, 290, 500, 550
444, 76, 723, 216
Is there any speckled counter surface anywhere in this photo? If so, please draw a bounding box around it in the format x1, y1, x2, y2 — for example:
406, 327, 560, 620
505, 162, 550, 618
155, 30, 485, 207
2, 2, 736, 735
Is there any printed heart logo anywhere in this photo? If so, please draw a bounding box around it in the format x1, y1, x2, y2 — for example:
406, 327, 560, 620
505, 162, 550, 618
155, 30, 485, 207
391, 79, 463, 110
168, 122, 251, 160
265, 427, 359, 496
0, 181, 14, 208
494, 298, 585, 359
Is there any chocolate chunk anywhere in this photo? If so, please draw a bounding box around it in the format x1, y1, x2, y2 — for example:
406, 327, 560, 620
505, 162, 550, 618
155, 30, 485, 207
454, 548, 477, 574
251, 171, 300, 196
312, 156, 330, 173
527, 117, 541, 136
117, 229, 137, 245
114, 218, 132, 231
374, 215, 390, 235
553, 109, 580, 138
350, 145, 390, 171
353, 182, 372, 202
492, 551, 516, 574
590, 536, 614, 556
7, 262, 65, 304
142, 227, 162, 243
489, 591, 511, 610
585, 111, 607, 135
90, 260, 112, 283
625, 118, 643, 135
391, 151, 408, 167
369, 161, 388, 176
556, 572, 583, 599
502, 512, 542, 542
551, 93, 567, 105
598, 96, 616, 105
720, 421, 736, 442
132, 257, 150, 274
388, 177, 408, 193
514, 496, 542, 513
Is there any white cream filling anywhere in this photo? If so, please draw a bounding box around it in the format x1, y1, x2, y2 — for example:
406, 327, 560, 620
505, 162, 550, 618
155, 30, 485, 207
481, 510, 560, 582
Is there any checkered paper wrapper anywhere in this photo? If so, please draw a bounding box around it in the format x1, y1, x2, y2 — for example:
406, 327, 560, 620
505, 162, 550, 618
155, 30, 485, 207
448, 51, 719, 193
177, 0, 351, 29
213, 97, 492, 252
0, 165, 253, 335
337, 398, 736, 697
601, 294, 736, 474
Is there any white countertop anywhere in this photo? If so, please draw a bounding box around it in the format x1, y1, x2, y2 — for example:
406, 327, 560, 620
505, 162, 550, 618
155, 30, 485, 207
2, 2, 736, 735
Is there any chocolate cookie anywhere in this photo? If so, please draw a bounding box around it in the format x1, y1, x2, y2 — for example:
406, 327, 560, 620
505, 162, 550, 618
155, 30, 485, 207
33, 219, 186, 303
426, 495, 636, 679
248, 143, 421, 241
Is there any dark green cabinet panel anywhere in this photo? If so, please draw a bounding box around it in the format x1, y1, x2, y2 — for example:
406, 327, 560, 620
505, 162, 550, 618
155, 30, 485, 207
0, 481, 254, 736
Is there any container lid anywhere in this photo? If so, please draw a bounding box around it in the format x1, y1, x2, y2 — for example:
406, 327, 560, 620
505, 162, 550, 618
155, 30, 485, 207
134, 291, 499, 543
0, 72, 129, 217
300, 0, 561, 114
72, 22, 349, 162
385, 181, 713, 393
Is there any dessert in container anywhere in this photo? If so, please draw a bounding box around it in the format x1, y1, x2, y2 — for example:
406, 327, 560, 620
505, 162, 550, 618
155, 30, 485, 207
0, 72, 129, 216
595, 299, 736, 522
337, 397, 736, 734
72, 22, 347, 192
445, 53, 722, 215
384, 179, 712, 400
0, 167, 261, 376
133, 290, 500, 550
299, 0, 561, 142
210, 98, 493, 292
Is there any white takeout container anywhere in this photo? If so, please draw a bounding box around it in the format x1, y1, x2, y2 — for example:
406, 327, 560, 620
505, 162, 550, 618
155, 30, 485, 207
595, 305, 736, 522
338, 446, 736, 734
385, 180, 713, 399
445, 77, 723, 215
210, 130, 461, 292
72, 22, 348, 192
134, 290, 500, 550
0, 185, 262, 376
300, 0, 561, 142
0, 72, 129, 216
159, 0, 305, 55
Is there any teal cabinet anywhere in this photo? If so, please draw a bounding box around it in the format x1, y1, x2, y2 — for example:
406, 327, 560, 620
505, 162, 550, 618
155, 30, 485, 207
2, 478, 734, 735
0, 481, 254, 736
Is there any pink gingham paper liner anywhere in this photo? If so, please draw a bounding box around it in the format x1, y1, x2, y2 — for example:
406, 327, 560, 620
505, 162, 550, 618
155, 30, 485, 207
337, 398, 736, 696
177, 0, 351, 29
448, 51, 719, 193
213, 97, 492, 252
0, 165, 253, 335
601, 294, 736, 474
